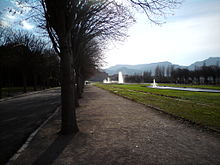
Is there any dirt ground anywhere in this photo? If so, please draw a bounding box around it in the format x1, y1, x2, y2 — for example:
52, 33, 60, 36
13, 85, 220, 165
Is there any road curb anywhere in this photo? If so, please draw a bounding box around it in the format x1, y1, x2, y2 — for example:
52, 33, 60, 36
6, 106, 61, 165
0, 87, 60, 102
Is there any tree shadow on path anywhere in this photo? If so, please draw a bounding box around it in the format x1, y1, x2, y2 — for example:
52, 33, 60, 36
32, 133, 74, 165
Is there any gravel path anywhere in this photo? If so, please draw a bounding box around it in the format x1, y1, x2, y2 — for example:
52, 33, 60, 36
14, 85, 220, 165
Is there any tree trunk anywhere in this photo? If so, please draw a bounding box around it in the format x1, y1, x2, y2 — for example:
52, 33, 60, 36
60, 39, 79, 135
22, 72, 27, 93
204, 76, 208, 84
0, 84, 2, 99
213, 76, 216, 85
33, 74, 37, 91
75, 83, 80, 107
76, 70, 83, 99
197, 77, 200, 85
43, 0, 79, 135
80, 76, 85, 97
74, 69, 79, 107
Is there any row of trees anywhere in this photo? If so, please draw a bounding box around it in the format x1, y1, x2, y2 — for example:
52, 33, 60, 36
170, 66, 220, 84
0, 29, 60, 98
40, 0, 135, 134
2, 0, 181, 135
39, 0, 182, 135
125, 65, 220, 84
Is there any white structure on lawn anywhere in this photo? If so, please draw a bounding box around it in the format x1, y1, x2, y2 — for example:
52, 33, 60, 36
152, 79, 158, 88
103, 77, 111, 83
118, 71, 124, 84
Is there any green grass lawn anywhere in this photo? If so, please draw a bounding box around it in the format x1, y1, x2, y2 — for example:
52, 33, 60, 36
95, 83, 220, 131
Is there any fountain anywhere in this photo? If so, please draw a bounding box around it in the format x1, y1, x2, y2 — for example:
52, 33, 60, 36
152, 79, 157, 88
118, 71, 124, 84
103, 77, 111, 83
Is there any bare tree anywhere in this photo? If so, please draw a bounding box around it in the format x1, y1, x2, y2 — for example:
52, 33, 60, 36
16, 0, 182, 135
128, 0, 182, 24
39, 0, 134, 134
41, 0, 80, 135
70, 0, 133, 106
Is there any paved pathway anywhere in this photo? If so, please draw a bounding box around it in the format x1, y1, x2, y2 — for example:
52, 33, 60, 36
0, 88, 61, 164
14, 85, 220, 165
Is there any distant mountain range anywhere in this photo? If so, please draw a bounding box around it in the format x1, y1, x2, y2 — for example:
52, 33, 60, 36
105, 57, 220, 75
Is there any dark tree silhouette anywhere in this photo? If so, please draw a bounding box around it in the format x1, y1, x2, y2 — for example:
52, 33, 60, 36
69, 0, 133, 106
0, 29, 60, 98
40, 0, 133, 134
41, 0, 80, 135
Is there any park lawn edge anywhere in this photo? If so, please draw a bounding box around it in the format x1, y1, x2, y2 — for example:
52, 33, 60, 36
94, 83, 220, 133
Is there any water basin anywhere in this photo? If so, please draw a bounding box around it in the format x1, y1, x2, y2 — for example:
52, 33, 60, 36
147, 86, 220, 93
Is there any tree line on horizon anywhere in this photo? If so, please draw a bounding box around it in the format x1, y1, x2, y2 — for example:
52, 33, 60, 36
125, 64, 220, 84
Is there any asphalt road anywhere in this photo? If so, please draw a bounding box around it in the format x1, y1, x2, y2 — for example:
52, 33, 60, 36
0, 88, 61, 164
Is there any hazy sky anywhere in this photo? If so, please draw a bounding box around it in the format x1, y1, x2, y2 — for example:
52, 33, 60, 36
104, 0, 220, 68
0, 0, 220, 68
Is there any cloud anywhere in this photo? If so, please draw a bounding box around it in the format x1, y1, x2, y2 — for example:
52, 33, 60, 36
0, 20, 10, 27
6, 13, 17, 20
21, 20, 34, 30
